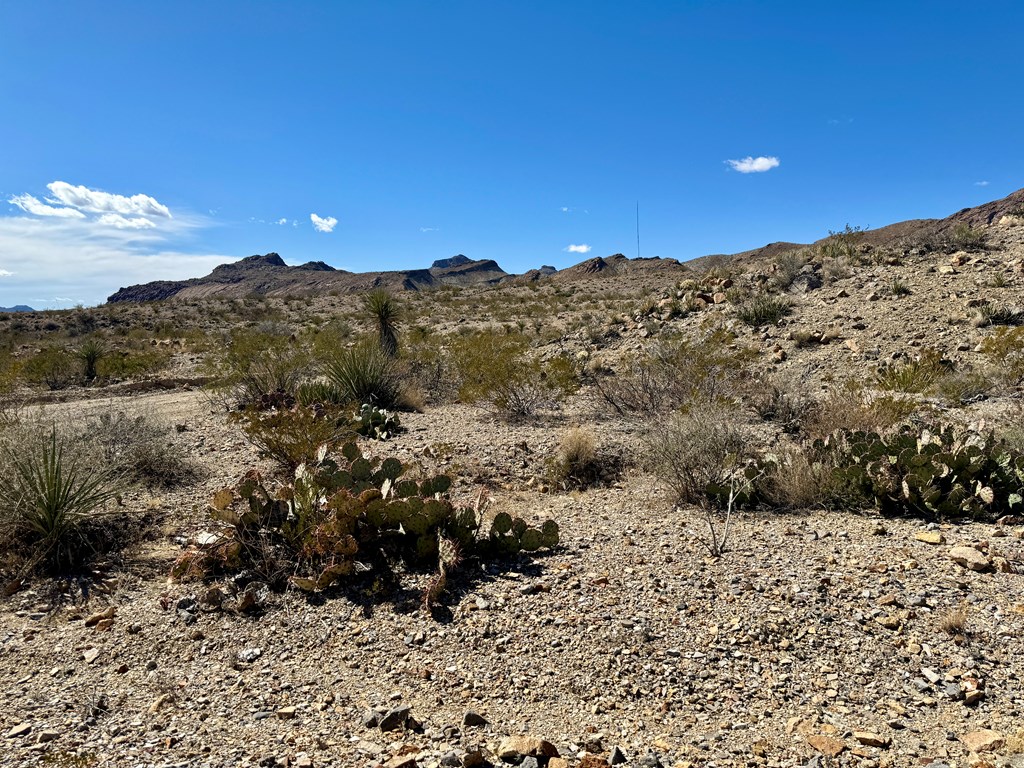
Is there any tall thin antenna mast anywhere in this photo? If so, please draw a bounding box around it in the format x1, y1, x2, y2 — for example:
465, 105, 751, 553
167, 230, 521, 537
635, 201, 640, 259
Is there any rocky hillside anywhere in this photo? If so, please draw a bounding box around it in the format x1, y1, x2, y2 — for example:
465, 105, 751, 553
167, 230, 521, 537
106, 253, 510, 303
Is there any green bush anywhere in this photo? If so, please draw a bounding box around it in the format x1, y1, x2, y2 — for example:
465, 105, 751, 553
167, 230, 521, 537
76, 338, 106, 382
451, 331, 578, 420
980, 327, 1024, 387
594, 330, 754, 417
736, 295, 792, 327
171, 443, 558, 607
874, 349, 950, 393
235, 404, 353, 469
364, 289, 400, 358
22, 348, 76, 390
84, 410, 198, 488
0, 426, 122, 572
206, 329, 309, 409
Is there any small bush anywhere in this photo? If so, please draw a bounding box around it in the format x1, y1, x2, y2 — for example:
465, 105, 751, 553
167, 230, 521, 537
321, 341, 402, 409
594, 330, 754, 417
235, 404, 353, 470
948, 222, 987, 252
874, 349, 950, 393
939, 604, 968, 636
936, 370, 992, 406
980, 327, 1024, 388
972, 304, 1024, 328
736, 295, 792, 327
364, 289, 400, 358
76, 338, 106, 382
84, 411, 199, 489
547, 427, 607, 490
801, 382, 917, 439
758, 444, 843, 510
451, 331, 578, 420
0, 426, 122, 572
96, 348, 171, 380
22, 348, 76, 390
206, 329, 309, 410
889, 278, 912, 296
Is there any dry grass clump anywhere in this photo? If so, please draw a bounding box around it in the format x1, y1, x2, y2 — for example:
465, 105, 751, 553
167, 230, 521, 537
801, 382, 918, 439
547, 426, 617, 490
235, 404, 353, 470
758, 445, 842, 510
939, 604, 969, 637
84, 410, 200, 489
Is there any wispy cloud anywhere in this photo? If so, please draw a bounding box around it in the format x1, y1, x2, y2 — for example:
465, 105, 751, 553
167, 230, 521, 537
1, 181, 231, 307
310, 213, 338, 233
565, 243, 592, 254
420, 226, 438, 233
559, 206, 589, 214
725, 156, 780, 173
975, 180, 991, 186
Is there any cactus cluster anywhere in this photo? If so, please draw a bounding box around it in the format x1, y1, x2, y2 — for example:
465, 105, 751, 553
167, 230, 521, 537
172, 442, 558, 604
822, 424, 1024, 519
353, 403, 401, 440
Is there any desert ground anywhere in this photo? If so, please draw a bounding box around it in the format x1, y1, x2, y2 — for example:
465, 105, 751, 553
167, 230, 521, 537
2, 203, 1024, 768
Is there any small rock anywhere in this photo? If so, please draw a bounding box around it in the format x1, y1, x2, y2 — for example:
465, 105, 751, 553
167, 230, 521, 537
276, 706, 296, 719
84, 606, 115, 627
610, 746, 627, 765
853, 731, 889, 748
496, 736, 559, 763
950, 546, 991, 572
462, 749, 485, 768
960, 730, 1005, 753
83, 648, 100, 664
462, 710, 487, 727
6, 723, 31, 738
362, 708, 384, 728
440, 752, 461, 768
383, 755, 418, 768
915, 531, 945, 545
379, 705, 411, 732
807, 734, 846, 758
579, 757, 610, 768
36, 729, 59, 743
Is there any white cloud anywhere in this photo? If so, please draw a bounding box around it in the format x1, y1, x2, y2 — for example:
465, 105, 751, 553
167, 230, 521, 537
46, 181, 171, 219
97, 213, 157, 229
9, 193, 86, 218
560, 206, 570, 212
310, 213, 338, 233
0, 204, 229, 307
975, 180, 990, 186
276, 217, 289, 225
565, 243, 592, 254
725, 156, 780, 173
420, 226, 438, 232
0, 269, 13, 277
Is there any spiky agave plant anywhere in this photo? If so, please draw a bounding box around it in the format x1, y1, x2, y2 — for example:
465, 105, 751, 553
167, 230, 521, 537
364, 289, 400, 358
77, 338, 106, 382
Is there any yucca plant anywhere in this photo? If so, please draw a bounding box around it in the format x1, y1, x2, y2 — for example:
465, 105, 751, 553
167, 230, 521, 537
0, 427, 121, 571
77, 338, 106, 382
364, 289, 400, 358
322, 340, 401, 408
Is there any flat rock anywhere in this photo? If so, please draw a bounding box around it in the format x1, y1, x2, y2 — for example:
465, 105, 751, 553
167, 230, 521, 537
949, 546, 991, 572
961, 730, 1005, 753
6, 723, 31, 738
915, 531, 945, 545
853, 731, 889, 748
496, 736, 559, 762
807, 734, 846, 758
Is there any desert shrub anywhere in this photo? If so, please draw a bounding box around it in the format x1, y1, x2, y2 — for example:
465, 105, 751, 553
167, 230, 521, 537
770, 251, 807, 290
948, 223, 987, 252
321, 340, 402, 409
450, 331, 578, 420
400, 335, 458, 405
748, 377, 816, 433
22, 347, 76, 390
594, 330, 754, 417
83, 410, 199, 488
972, 304, 1024, 328
801, 382, 918, 439
0, 425, 122, 573
889, 277, 912, 296
819, 423, 1024, 519
546, 426, 616, 490
818, 224, 866, 263
936, 370, 992, 406
736, 295, 792, 327
171, 443, 558, 607
874, 349, 951, 393
206, 329, 310, 410
758, 443, 845, 510
95, 347, 172, 380
235, 404, 353, 470
644, 407, 759, 555
980, 327, 1024, 387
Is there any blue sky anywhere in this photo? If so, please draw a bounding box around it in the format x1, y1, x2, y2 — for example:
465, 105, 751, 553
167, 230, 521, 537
1, 1, 1022, 307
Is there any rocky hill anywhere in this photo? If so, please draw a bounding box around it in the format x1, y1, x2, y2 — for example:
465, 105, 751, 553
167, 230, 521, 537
0, 305, 33, 313
106, 253, 510, 303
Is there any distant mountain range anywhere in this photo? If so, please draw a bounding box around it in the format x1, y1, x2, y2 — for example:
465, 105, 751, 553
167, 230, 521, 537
105, 186, 1024, 304
0, 305, 34, 312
